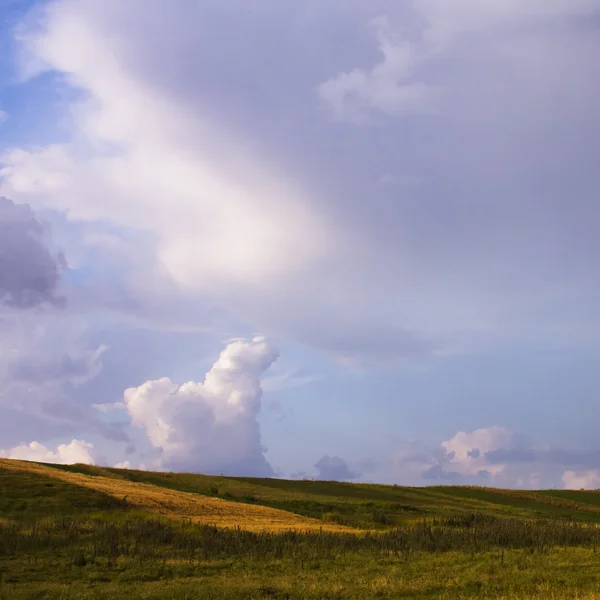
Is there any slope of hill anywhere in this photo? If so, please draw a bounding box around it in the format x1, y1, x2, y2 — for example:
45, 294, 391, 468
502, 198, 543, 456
24, 460, 600, 528
0, 459, 356, 533
3, 457, 600, 599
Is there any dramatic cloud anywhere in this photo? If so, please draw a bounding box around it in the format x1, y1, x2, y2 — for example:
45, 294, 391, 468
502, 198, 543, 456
314, 456, 359, 481
0, 196, 65, 308
0, 1, 599, 483
0, 439, 94, 464
2, 0, 599, 367
119, 337, 278, 475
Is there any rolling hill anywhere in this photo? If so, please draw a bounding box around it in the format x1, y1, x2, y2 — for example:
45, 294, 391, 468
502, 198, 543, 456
3, 457, 600, 599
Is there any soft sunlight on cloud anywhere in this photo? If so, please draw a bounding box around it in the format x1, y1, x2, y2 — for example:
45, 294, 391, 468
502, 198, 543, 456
3, 0, 600, 365
122, 337, 278, 476
441, 426, 515, 478
389, 426, 600, 489
0, 439, 95, 464
4, 1, 336, 290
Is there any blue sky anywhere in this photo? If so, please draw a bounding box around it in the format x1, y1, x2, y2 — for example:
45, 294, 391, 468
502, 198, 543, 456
1, 0, 600, 489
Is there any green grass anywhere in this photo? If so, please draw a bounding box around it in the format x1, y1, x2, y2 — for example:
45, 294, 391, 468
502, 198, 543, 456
84, 466, 600, 528
0, 467, 125, 520
4, 460, 600, 598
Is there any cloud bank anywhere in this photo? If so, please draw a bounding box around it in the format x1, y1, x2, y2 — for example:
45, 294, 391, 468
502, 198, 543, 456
391, 426, 600, 490
0, 439, 94, 464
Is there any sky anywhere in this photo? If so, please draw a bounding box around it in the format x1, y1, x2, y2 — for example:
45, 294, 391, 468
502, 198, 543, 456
1, 0, 600, 489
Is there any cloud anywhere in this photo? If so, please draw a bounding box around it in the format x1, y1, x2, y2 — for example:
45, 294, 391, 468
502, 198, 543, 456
121, 336, 278, 476
318, 2, 600, 123
7, 344, 107, 386
261, 370, 321, 393
3, 0, 597, 366
441, 426, 518, 477
2, 1, 335, 287
0, 313, 124, 443
318, 15, 436, 123
0, 196, 65, 308
411, 426, 541, 485
0, 1, 442, 365
391, 426, 600, 489
314, 455, 359, 481
562, 469, 600, 490
0, 439, 95, 464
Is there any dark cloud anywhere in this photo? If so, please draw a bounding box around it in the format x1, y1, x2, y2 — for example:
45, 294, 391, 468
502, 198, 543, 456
125, 444, 136, 456
314, 455, 359, 481
421, 465, 463, 482
0, 197, 65, 308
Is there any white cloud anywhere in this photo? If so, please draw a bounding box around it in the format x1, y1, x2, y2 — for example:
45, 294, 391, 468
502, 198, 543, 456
0, 439, 94, 464
122, 336, 278, 475
389, 426, 600, 489
562, 469, 600, 490
441, 426, 515, 477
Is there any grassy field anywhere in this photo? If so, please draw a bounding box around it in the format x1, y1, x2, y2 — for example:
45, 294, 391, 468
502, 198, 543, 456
2, 458, 600, 598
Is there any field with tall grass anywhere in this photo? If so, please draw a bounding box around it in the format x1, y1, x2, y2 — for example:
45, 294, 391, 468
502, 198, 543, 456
2, 458, 600, 599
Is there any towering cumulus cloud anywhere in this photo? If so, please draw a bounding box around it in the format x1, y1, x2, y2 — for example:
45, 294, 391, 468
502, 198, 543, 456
0, 197, 65, 308
123, 337, 278, 475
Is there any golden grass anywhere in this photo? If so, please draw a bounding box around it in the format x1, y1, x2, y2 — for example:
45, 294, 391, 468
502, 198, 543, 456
0, 459, 358, 533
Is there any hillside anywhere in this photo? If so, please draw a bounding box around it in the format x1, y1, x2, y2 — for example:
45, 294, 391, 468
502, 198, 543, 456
3, 458, 600, 599
6, 458, 600, 529
0, 459, 356, 533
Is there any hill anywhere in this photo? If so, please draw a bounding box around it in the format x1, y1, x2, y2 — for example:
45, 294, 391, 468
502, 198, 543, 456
2, 457, 600, 599
0, 459, 355, 533
7, 458, 600, 529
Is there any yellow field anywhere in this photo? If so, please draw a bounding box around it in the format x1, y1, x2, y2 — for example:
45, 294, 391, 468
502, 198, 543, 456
0, 459, 357, 533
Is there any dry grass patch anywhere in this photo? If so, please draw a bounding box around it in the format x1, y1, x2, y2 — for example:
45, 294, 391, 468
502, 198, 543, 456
0, 459, 357, 533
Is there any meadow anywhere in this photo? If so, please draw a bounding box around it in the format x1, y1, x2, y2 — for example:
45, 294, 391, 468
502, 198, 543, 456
2, 459, 600, 599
